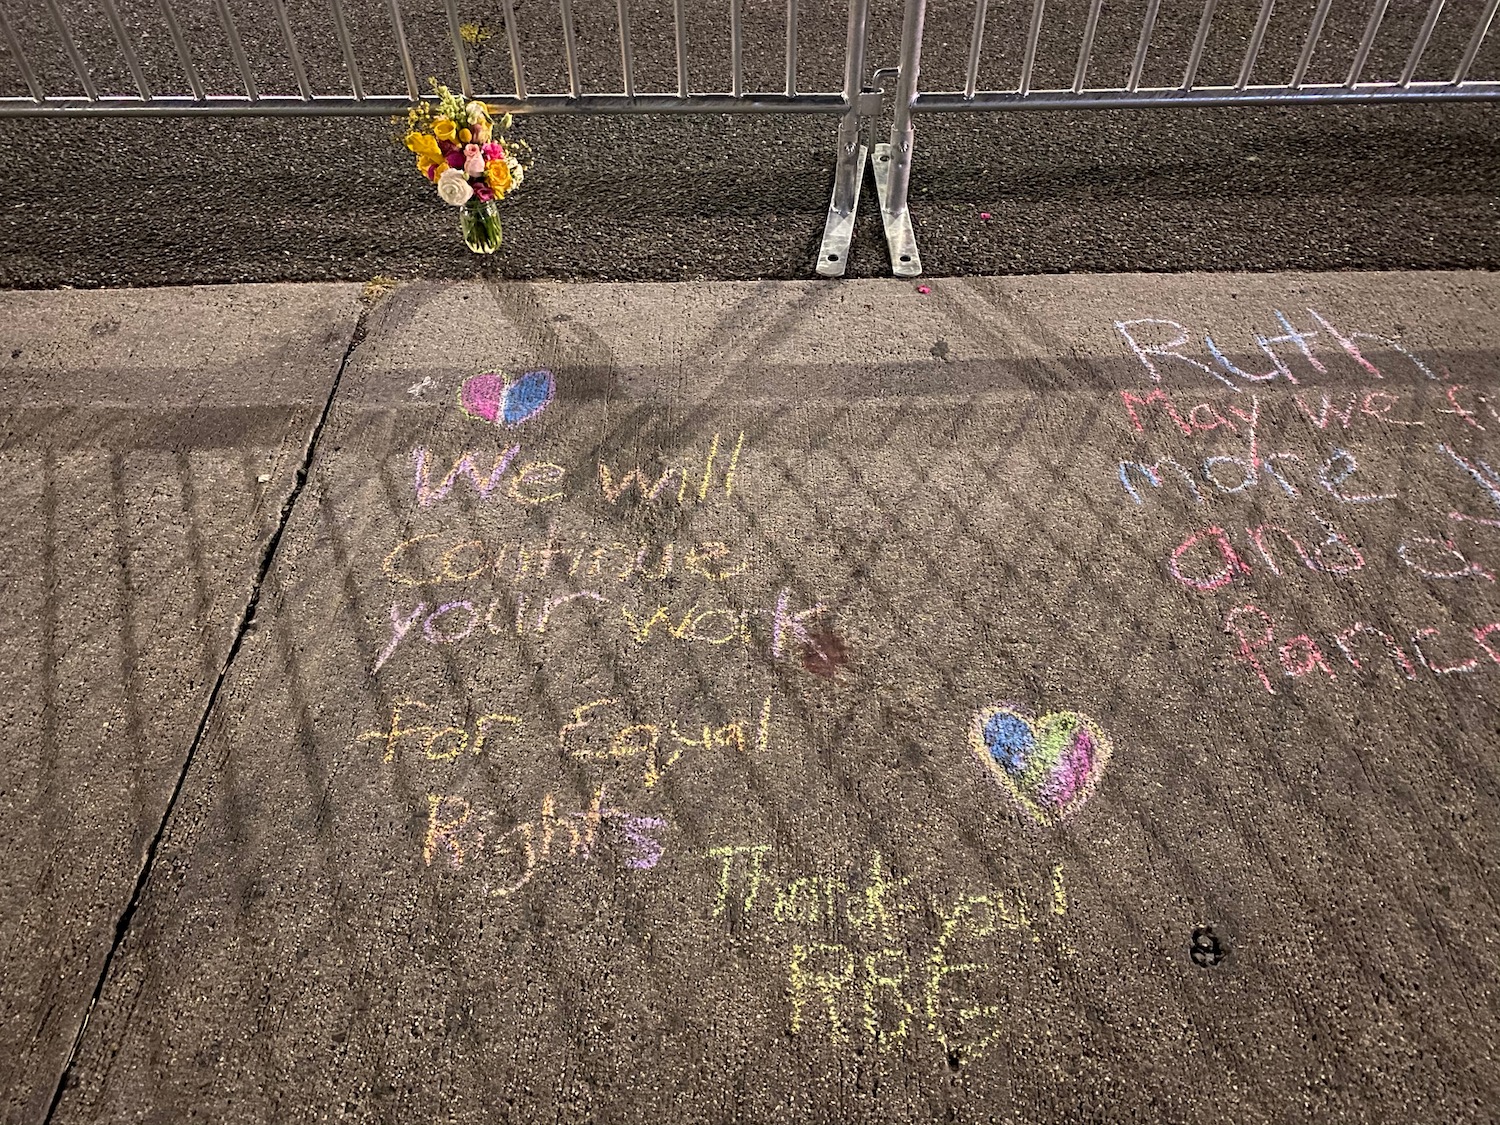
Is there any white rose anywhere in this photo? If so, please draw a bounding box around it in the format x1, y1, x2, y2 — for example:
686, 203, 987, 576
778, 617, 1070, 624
436, 167, 473, 206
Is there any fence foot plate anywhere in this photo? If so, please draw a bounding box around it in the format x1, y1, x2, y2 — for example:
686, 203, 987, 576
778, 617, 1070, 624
816, 144, 867, 278
872, 142, 922, 278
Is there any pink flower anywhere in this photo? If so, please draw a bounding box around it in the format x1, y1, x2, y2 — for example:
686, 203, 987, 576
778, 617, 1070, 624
473, 182, 495, 202
463, 144, 486, 177
444, 149, 464, 169
481, 141, 503, 161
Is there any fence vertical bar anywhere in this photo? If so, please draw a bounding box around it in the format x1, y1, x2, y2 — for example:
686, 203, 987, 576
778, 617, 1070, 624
1292, 0, 1334, 88
1019, 0, 1045, 95
44, 0, 98, 100
1182, 0, 1218, 89
329, 0, 364, 100
674, 0, 689, 97
1236, 0, 1276, 90
561, 2, 582, 100
444, 0, 474, 98
1346, 0, 1391, 86
1128, 0, 1161, 92
213, 0, 259, 100
559, 0, 581, 96
385, 0, 420, 100
0, 11, 44, 102
1400, 0, 1446, 86
965, 0, 988, 99
1454, 0, 1499, 83
730, 0, 744, 96
617, 0, 635, 98
816, 0, 870, 276
101, 0, 151, 98
1072, 0, 1103, 92
878, 0, 925, 275
832, 0, 869, 216
273, 0, 313, 101
158, 0, 204, 101
785, 0, 798, 95
501, 0, 527, 99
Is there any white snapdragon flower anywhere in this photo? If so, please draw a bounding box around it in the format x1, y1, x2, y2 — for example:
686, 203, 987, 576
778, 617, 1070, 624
466, 100, 489, 125
436, 167, 474, 206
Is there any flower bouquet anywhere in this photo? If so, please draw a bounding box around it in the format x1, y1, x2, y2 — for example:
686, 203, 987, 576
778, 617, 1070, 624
401, 83, 530, 254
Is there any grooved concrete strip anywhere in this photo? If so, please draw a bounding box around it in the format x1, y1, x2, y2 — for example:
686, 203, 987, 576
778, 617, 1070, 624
0, 283, 364, 1124
15, 274, 1500, 1121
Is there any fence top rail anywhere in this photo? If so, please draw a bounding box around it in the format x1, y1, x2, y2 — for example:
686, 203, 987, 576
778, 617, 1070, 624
911, 80, 1500, 112
0, 92, 849, 119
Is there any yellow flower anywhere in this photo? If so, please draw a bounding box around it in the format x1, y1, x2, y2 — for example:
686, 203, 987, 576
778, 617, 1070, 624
404, 131, 442, 162
459, 127, 472, 143
433, 118, 457, 141
486, 159, 513, 197
417, 154, 441, 179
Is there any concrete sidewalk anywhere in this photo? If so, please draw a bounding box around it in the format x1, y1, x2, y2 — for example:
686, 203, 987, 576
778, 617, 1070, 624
2, 272, 1498, 1123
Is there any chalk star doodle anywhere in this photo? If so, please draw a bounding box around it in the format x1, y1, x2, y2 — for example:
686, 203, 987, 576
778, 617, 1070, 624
459, 368, 555, 427
968, 704, 1113, 826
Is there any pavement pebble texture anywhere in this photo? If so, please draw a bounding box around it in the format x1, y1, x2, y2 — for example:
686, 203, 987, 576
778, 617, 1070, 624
3, 272, 1497, 1122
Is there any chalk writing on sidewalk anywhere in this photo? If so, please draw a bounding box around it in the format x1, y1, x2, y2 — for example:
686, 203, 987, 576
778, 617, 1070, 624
1224, 604, 1500, 693
424, 788, 666, 896
1106, 307, 1500, 700
354, 699, 521, 762
559, 694, 772, 788
373, 587, 836, 673
706, 846, 1071, 1062
410, 431, 746, 509
1115, 309, 1436, 391
382, 531, 751, 587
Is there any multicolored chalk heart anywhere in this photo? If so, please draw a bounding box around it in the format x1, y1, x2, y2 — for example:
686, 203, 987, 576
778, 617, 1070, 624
458, 368, 555, 427
969, 704, 1113, 826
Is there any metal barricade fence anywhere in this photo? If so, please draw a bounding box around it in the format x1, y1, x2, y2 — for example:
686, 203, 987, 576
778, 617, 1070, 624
1, 1, 1497, 277
863, 0, 1500, 277
0, 0, 879, 274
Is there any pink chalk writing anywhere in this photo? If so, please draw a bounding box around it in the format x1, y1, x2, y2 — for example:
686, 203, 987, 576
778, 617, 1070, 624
1223, 604, 1500, 694
1116, 310, 1437, 392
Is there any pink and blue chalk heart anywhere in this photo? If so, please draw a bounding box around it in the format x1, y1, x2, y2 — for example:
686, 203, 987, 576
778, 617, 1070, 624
969, 704, 1112, 826
459, 369, 555, 427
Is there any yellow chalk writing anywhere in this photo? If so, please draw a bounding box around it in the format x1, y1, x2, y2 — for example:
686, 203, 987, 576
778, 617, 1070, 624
788, 943, 855, 1041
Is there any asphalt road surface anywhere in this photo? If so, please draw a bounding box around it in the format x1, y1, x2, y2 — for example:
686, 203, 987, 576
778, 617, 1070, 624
0, 0, 1498, 286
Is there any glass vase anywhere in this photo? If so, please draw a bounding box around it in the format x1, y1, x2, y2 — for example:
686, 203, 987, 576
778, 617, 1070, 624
460, 198, 503, 254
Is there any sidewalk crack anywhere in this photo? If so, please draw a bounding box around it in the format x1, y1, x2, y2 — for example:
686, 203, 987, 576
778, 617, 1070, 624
41, 307, 368, 1122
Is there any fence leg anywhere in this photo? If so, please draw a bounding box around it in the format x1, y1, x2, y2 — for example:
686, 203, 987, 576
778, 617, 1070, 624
816, 0, 872, 277
873, 0, 924, 277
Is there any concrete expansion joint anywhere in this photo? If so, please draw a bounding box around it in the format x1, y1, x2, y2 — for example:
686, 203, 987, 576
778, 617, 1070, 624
38, 304, 370, 1124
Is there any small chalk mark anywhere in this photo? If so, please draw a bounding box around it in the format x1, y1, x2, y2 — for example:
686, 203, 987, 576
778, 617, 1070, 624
1190, 925, 1226, 967
802, 629, 848, 679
